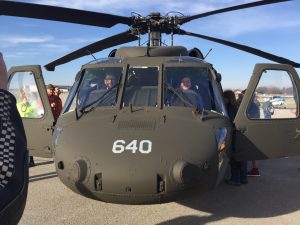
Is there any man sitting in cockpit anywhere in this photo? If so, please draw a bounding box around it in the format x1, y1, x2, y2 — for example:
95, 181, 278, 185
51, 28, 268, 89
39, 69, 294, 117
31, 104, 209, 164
102, 74, 115, 90
80, 73, 117, 108
171, 76, 203, 109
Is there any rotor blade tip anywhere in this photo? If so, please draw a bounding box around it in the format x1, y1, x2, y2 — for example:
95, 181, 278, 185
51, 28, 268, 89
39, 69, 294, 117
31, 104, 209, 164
45, 65, 55, 71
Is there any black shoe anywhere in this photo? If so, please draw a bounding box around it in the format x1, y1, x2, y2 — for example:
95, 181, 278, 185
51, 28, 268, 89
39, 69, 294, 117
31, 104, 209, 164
225, 179, 241, 186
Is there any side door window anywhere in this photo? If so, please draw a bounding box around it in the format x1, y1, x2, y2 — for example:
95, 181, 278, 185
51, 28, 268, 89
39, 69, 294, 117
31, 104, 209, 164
247, 70, 298, 120
7, 66, 54, 158
234, 64, 300, 161
8, 71, 44, 118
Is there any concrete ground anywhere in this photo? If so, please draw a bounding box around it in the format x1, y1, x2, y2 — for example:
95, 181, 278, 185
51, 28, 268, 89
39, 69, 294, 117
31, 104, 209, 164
19, 156, 300, 225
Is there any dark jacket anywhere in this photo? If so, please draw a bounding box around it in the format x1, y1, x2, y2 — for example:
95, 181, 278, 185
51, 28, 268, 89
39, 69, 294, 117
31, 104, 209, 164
0, 89, 28, 225
226, 103, 238, 122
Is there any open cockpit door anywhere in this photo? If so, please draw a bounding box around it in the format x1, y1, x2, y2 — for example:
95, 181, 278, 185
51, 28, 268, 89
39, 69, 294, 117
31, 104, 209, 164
7, 65, 55, 158
234, 64, 300, 161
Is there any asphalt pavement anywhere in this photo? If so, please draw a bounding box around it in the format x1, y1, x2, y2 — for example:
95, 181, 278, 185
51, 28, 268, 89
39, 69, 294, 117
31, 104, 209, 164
19, 156, 300, 225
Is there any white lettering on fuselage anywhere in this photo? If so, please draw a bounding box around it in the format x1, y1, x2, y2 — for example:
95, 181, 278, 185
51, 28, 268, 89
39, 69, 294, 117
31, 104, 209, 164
112, 140, 152, 154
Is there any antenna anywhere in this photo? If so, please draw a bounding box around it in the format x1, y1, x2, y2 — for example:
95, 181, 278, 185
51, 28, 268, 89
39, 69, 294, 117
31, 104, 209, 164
86, 50, 96, 60
204, 48, 212, 60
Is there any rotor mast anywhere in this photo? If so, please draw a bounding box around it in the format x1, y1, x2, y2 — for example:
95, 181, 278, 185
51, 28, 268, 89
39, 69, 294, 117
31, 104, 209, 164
150, 31, 161, 46
148, 12, 162, 46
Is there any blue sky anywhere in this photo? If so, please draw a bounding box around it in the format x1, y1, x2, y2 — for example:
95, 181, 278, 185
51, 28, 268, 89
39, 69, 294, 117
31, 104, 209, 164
1, 0, 300, 89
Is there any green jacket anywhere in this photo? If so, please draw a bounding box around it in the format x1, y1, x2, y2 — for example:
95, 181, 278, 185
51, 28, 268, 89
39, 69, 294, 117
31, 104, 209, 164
16, 102, 38, 118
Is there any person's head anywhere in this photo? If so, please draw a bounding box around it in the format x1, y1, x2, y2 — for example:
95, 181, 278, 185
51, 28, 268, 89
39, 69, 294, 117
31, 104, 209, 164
180, 76, 192, 91
223, 90, 236, 106
46, 84, 54, 96
104, 74, 115, 89
54, 87, 61, 96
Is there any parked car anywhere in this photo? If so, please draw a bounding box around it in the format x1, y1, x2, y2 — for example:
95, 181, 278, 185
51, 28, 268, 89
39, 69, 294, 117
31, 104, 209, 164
270, 96, 285, 106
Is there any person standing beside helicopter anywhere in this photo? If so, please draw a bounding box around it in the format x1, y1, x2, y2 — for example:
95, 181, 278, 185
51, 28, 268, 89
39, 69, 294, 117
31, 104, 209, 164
16, 89, 37, 167
223, 90, 247, 186
16, 90, 38, 118
46, 84, 56, 113
54, 86, 63, 117
46, 84, 62, 120
239, 89, 261, 177
0, 52, 28, 225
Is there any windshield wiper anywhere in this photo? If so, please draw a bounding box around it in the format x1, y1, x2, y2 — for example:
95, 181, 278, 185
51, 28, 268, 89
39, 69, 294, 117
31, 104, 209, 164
80, 83, 119, 114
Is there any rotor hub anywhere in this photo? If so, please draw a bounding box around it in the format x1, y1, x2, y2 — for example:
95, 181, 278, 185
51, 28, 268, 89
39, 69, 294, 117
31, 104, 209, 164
131, 13, 179, 35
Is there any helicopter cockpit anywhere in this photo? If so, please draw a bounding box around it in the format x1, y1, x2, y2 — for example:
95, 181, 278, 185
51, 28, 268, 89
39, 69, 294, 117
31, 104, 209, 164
65, 56, 226, 118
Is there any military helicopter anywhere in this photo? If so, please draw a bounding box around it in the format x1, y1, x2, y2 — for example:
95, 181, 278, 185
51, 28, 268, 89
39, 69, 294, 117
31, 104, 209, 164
2, 0, 300, 204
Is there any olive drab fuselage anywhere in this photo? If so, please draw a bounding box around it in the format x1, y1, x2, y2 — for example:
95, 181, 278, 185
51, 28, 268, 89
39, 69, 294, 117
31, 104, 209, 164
53, 48, 232, 204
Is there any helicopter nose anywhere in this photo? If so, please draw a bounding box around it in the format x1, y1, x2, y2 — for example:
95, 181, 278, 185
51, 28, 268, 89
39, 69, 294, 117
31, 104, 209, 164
172, 161, 202, 184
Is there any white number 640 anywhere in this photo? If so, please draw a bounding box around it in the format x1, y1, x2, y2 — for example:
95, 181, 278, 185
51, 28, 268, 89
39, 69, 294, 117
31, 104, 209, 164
112, 140, 152, 154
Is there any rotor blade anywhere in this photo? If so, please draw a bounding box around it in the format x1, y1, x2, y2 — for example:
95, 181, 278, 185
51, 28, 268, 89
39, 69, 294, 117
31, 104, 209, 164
0, 1, 132, 27
178, 29, 300, 68
44, 31, 138, 71
178, 0, 291, 25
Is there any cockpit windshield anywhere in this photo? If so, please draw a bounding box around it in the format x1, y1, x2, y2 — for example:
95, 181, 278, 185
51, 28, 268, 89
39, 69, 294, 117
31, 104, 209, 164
164, 67, 225, 114
77, 67, 122, 111
122, 66, 159, 107
74, 65, 225, 115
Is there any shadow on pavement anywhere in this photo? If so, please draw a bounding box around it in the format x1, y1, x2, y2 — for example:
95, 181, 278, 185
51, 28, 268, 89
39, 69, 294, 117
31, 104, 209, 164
29, 172, 57, 183
34, 160, 54, 166
158, 156, 300, 225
